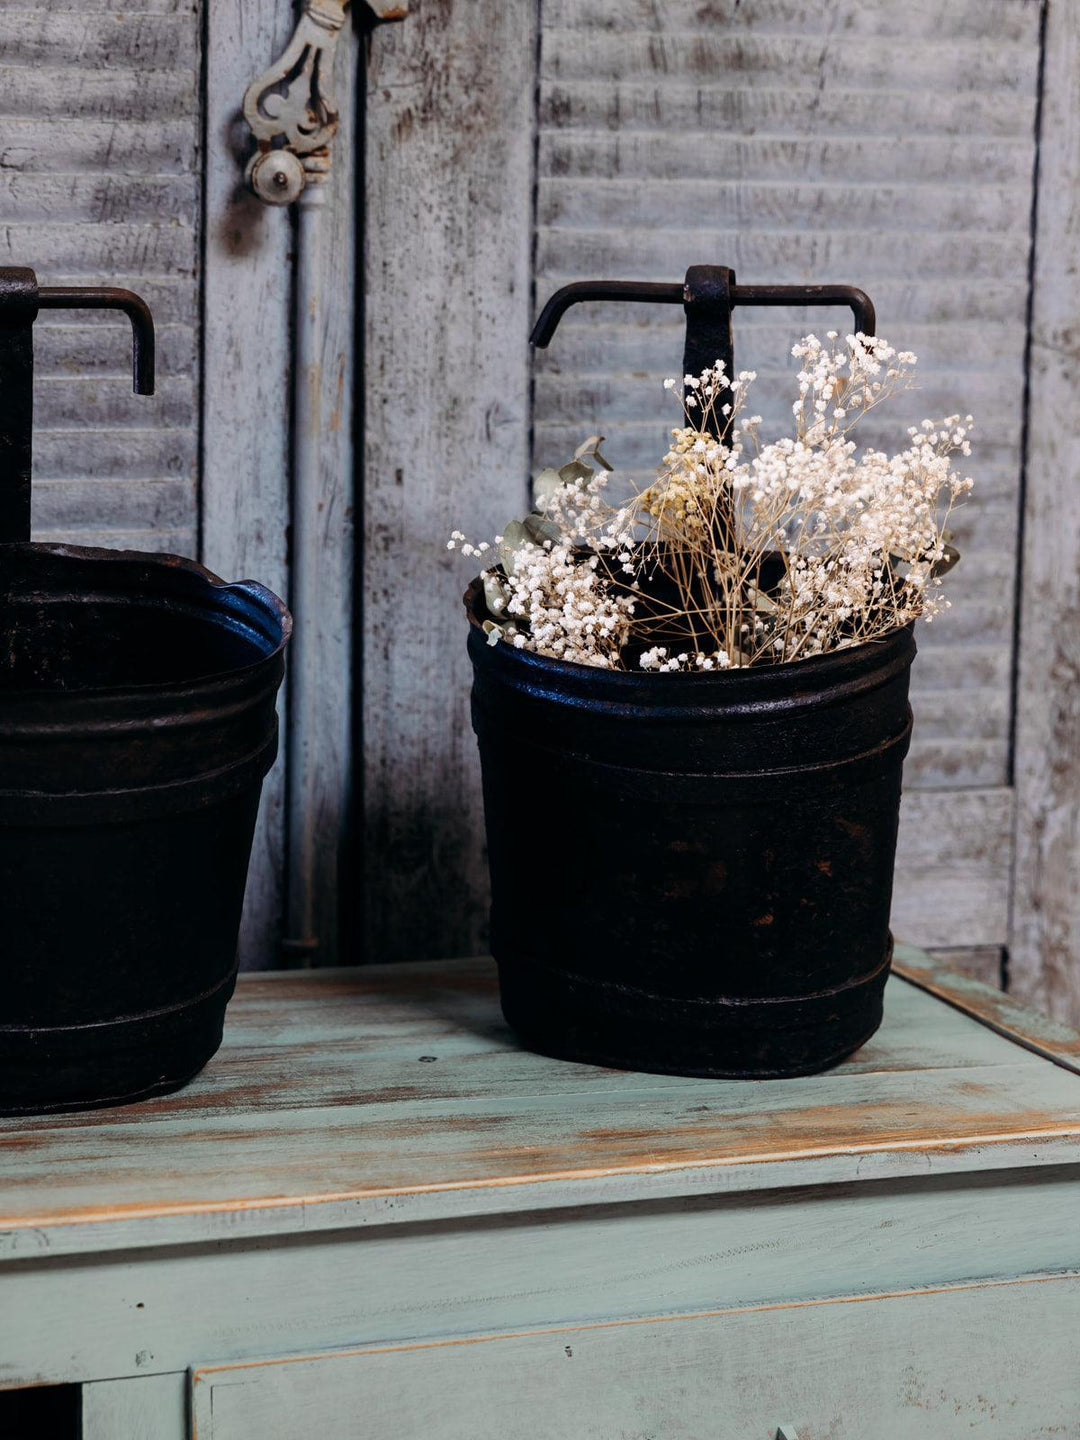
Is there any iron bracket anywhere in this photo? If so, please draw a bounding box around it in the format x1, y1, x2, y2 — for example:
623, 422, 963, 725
242, 0, 407, 206
531, 268, 876, 440
0, 267, 155, 543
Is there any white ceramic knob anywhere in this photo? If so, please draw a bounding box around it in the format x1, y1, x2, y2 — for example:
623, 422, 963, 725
246, 149, 306, 206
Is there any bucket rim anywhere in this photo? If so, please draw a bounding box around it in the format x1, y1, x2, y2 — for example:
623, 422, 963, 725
0, 541, 292, 698
464, 572, 915, 691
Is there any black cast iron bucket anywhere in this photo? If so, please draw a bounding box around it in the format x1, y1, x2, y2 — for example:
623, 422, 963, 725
466, 267, 913, 1078
0, 268, 290, 1113
467, 588, 914, 1077
0, 544, 290, 1113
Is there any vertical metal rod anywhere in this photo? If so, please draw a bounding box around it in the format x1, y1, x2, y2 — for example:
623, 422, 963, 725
284, 183, 327, 964
0, 268, 39, 543
682, 264, 736, 440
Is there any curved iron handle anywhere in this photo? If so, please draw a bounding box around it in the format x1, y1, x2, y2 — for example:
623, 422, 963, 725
37, 286, 155, 395
531, 277, 875, 349
0, 268, 156, 543
530, 267, 875, 450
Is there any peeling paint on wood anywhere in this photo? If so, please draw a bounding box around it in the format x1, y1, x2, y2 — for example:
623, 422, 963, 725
1010, 0, 1080, 1025
1, 950, 1079, 1256
189, 1276, 1080, 1440
362, 0, 536, 963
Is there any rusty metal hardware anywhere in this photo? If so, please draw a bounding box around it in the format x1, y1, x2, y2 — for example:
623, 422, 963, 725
243, 0, 351, 204
0, 269, 155, 544
531, 268, 876, 441
37, 286, 155, 396
242, 0, 406, 204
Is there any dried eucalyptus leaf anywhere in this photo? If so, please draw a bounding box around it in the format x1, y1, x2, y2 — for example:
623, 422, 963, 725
558, 458, 594, 486
533, 467, 564, 510
482, 620, 503, 647
483, 573, 510, 617
522, 513, 561, 547
498, 518, 529, 574
930, 543, 961, 578
574, 435, 614, 471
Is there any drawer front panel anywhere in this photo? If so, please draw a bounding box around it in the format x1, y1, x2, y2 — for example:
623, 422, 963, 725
191, 1275, 1080, 1440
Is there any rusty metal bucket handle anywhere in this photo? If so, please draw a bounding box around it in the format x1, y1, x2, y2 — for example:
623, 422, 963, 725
0, 266, 156, 543
530, 267, 875, 441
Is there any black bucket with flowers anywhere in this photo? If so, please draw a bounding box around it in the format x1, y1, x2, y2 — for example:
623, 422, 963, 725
458, 269, 973, 1078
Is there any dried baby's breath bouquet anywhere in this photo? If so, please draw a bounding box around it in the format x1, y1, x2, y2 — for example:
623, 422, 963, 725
453, 332, 974, 672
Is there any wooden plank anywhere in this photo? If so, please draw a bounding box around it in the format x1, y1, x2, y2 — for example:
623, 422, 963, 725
362, 0, 537, 964
540, 30, 1039, 92
0, 13, 192, 66
33, 376, 194, 428
199, 0, 296, 969
2, 954, 1079, 1260
895, 943, 1080, 1076
925, 946, 1004, 988
539, 80, 1035, 139
0, 174, 197, 225
31, 322, 197, 378
540, 133, 1033, 186
297, 24, 361, 968
893, 788, 1013, 949
30, 477, 195, 533
33, 428, 196, 482
539, 226, 1020, 281
0, 120, 195, 173
542, 0, 1036, 42
191, 1277, 1080, 1440
1010, 0, 1080, 1025
2, 1168, 1078, 1386
0, 64, 197, 119
82, 1374, 186, 1440
0, 222, 196, 275
539, 177, 1030, 234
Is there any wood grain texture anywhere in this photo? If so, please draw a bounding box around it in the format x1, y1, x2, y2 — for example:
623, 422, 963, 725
892, 788, 1013, 951
895, 941, 1080, 1077
1010, 0, 1080, 1025
925, 946, 1004, 988
1, 951, 1078, 1264
361, 0, 536, 963
298, 24, 360, 968
1, 2, 201, 557
199, 0, 295, 968
4, 1163, 1078, 1388
82, 1373, 186, 1440
190, 1276, 1080, 1440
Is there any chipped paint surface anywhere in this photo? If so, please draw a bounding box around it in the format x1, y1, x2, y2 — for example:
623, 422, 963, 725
1, 952, 1079, 1244
894, 943, 1080, 1070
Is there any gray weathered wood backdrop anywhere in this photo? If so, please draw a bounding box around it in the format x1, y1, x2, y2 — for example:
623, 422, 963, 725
5, 0, 1080, 1020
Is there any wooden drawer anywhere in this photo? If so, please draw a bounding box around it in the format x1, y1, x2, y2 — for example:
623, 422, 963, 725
191, 1275, 1080, 1440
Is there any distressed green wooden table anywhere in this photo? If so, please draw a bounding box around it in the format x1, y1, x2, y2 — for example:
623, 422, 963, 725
1, 945, 1079, 1439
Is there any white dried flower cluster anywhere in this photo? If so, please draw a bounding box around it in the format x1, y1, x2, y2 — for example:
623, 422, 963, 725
452, 332, 974, 672
449, 467, 635, 668
489, 539, 634, 668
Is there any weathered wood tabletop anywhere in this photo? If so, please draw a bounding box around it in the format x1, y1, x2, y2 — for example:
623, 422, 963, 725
2, 943, 1080, 1262
3, 945, 1080, 1438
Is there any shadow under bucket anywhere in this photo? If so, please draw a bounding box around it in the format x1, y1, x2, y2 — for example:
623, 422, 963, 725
466, 578, 915, 1078
0, 543, 290, 1114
